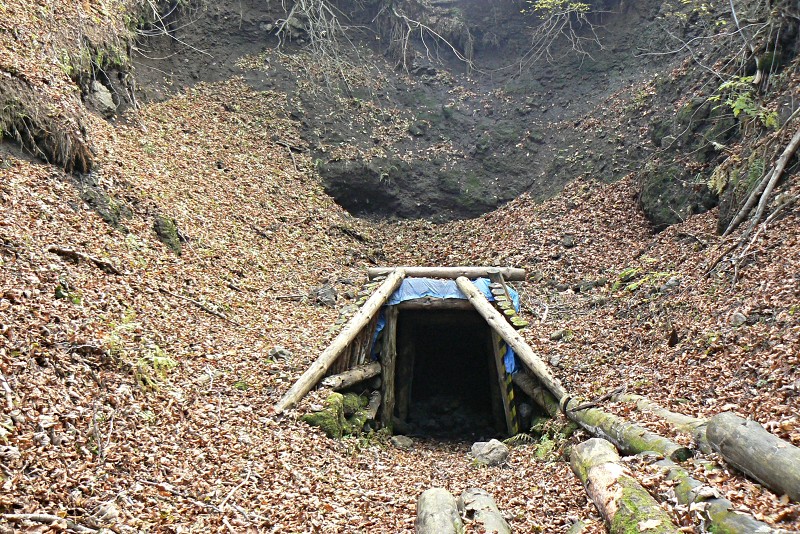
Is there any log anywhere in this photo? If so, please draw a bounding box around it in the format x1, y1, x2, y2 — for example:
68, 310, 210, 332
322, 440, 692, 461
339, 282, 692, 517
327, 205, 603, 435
566, 400, 693, 462
512, 372, 560, 418
320, 362, 381, 390
654, 459, 790, 533
570, 438, 680, 534
455, 277, 568, 401
415, 488, 464, 534
706, 411, 800, 501
274, 269, 405, 413
490, 332, 517, 435
460, 488, 511, 534
613, 393, 710, 453
370, 266, 526, 281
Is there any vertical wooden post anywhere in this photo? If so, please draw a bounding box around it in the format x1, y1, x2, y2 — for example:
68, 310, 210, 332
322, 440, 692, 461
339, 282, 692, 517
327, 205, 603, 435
395, 316, 415, 422
486, 334, 506, 433
380, 306, 399, 431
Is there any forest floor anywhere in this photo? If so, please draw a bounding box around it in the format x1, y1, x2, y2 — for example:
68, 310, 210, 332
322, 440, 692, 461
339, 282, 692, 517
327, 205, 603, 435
1, 76, 799, 532
2, 0, 800, 533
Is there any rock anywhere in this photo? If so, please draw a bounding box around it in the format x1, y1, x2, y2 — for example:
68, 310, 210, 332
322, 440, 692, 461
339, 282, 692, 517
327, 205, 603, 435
87, 80, 117, 118
153, 214, 182, 255
268, 346, 292, 361
659, 276, 680, 292
415, 488, 463, 534
310, 284, 337, 307
550, 330, 566, 341
561, 235, 576, 248
301, 392, 347, 439
471, 439, 509, 466
549, 354, 562, 367
390, 435, 414, 450
730, 312, 747, 327
638, 163, 717, 232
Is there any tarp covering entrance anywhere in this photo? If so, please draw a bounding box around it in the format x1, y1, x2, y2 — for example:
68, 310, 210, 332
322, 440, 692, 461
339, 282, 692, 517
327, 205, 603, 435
373, 278, 520, 372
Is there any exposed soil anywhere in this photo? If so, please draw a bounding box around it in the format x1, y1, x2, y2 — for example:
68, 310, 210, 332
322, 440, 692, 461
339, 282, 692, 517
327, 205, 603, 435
130, 0, 679, 220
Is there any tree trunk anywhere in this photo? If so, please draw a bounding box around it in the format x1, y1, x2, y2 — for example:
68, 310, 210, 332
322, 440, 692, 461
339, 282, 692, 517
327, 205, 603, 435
654, 458, 790, 533
455, 277, 568, 401
415, 488, 464, 534
706, 411, 800, 501
570, 438, 680, 534
369, 266, 526, 281
460, 488, 511, 534
613, 393, 710, 453
274, 268, 405, 413
566, 400, 693, 462
320, 362, 381, 390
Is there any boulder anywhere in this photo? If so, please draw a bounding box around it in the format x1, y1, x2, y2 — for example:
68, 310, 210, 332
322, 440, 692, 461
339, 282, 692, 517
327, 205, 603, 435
471, 439, 509, 466
390, 435, 414, 450
87, 80, 117, 118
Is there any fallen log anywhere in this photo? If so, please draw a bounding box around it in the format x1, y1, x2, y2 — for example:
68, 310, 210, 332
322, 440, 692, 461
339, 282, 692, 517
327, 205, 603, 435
364, 390, 381, 422
274, 269, 405, 413
567, 400, 693, 462
370, 266, 526, 281
706, 411, 800, 501
570, 438, 680, 534
320, 362, 381, 390
415, 488, 464, 534
613, 393, 710, 453
456, 277, 568, 401
654, 459, 790, 533
460, 488, 511, 534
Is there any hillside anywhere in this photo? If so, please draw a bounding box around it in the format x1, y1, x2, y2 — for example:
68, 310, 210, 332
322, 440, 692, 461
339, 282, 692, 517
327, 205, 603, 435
1, 0, 800, 532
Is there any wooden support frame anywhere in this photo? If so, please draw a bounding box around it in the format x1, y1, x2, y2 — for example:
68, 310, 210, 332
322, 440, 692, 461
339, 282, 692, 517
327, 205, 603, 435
491, 332, 518, 435
274, 269, 405, 413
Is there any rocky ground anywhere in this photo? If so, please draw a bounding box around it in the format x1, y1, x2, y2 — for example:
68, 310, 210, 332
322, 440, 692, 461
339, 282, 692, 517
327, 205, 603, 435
1, 0, 800, 532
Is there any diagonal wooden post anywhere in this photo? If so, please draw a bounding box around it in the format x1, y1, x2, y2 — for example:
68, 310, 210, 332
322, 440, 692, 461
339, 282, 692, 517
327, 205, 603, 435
274, 269, 406, 413
455, 276, 568, 402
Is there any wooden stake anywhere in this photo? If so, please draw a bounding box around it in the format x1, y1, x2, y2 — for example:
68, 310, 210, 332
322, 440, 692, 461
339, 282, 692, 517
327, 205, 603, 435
274, 269, 405, 413
455, 276, 568, 401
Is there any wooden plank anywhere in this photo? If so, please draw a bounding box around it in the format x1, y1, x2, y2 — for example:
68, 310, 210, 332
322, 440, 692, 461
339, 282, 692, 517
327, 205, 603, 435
368, 266, 526, 281
380, 306, 399, 430
455, 276, 568, 402
490, 332, 515, 434
395, 318, 415, 422
274, 269, 406, 413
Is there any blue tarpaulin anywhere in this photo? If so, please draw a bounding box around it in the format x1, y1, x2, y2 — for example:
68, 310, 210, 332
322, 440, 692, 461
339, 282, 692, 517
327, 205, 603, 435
372, 278, 520, 373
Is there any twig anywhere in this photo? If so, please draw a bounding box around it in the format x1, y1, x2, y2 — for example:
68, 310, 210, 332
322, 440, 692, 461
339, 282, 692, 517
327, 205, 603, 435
138, 479, 223, 513
0, 371, 14, 410
1, 513, 98, 533
568, 386, 626, 413
274, 294, 305, 301
46, 245, 122, 275
219, 466, 252, 509
92, 402, 104, 463
157, 287, 241, 326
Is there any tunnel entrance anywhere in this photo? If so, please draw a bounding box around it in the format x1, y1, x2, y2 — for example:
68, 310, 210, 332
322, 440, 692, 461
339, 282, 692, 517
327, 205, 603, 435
394, 309, 505, 440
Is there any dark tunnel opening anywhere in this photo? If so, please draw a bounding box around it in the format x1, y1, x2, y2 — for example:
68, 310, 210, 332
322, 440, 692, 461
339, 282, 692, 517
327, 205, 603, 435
394, 309, 504, 440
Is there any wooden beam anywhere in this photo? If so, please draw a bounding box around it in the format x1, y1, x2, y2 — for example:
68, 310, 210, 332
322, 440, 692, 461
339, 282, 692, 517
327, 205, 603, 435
320, 362, 381, 390
395, 297, 474, 311
274, 269, 405, 413
368, 266, 526, 281
491, 332, 517, 435
455, 276, 567, 401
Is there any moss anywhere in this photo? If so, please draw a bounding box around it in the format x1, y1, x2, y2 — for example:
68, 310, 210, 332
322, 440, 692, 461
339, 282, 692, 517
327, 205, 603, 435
342, 392, 366, 416
610, 476, 676, 534
301, 393, 347, 439
153, 214, 182, 255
